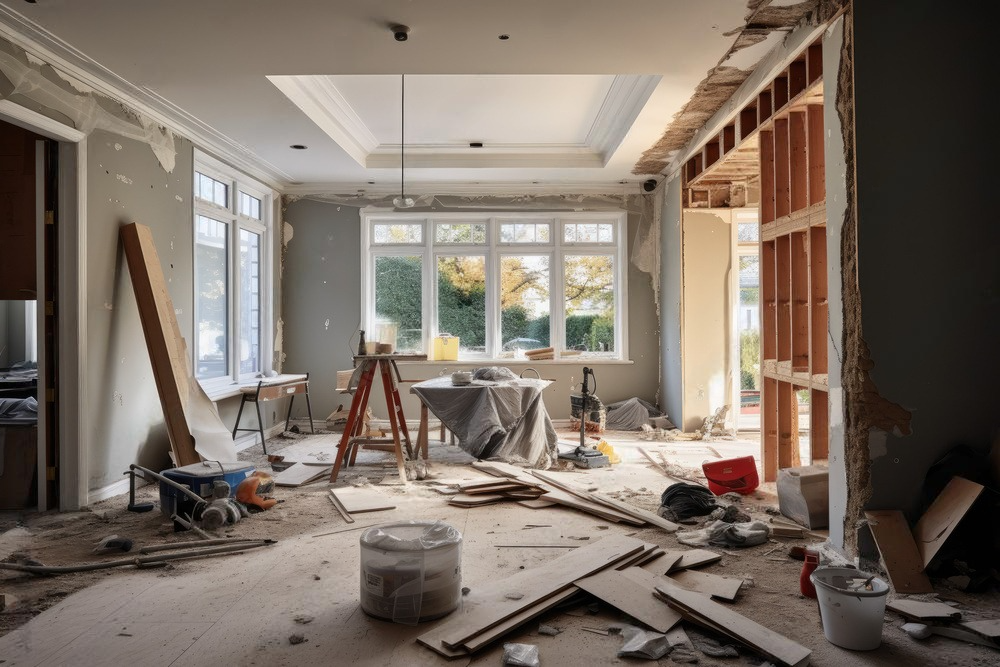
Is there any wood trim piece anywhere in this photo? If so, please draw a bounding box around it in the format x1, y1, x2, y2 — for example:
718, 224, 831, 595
864, 510, 934, 594
577, 566, 682, 633
912, 476, 984, 568
667, 569, 744, 601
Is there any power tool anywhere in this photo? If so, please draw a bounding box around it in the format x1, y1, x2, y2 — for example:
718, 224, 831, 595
560, 367, 610, 468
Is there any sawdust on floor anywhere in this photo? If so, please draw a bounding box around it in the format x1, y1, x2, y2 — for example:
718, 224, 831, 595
1, 427, 997, 666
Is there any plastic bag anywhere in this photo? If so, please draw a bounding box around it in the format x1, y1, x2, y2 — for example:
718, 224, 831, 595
616, 625, 671, 659
502, 642, 540, 666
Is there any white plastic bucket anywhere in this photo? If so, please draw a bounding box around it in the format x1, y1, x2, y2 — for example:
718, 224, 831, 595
359, 520, 462, 624
810, 567, 889, 650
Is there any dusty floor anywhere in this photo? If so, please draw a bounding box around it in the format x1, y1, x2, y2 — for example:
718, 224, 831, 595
0, 425, 997, 665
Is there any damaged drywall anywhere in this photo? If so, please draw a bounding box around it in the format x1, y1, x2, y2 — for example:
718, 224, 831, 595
633, 0, 836, 176
0, 37, 176, 171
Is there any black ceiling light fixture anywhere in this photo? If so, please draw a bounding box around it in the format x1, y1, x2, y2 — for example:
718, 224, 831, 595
392, 73, 415, 209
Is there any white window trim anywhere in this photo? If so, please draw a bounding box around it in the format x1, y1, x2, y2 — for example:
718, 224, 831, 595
193, 149, 275, 393
360, 210, 629, 362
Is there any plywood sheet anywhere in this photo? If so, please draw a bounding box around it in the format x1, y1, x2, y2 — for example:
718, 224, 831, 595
661, 549, 722, 572
886, 599, 961, 621
274, 462, 333, 487
666, 569, 744, 601
331, 486, 396, 513
913, 476, 984, 569
865, 509, 934, 593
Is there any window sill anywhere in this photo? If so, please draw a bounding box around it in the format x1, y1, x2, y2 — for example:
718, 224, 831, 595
202, 384, 243, 402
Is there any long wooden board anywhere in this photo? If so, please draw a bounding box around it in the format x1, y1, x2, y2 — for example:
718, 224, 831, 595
120, 223, 199, 466
654, 581, 811, 667
666, 569, 744, 601
530, 470, 661, 527
913, 476, 984, 569
575, 567, 681, 633
417, 534, 645, 651
460, 587, 581, 653
864, 510, 933, 593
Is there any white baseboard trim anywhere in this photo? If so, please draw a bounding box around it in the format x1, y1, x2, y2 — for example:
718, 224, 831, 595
88, 475, 149, 503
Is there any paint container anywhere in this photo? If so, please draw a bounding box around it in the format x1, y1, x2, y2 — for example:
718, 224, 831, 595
360, 520, 462, 624
364, 341, 379, 355
811, 566, 888, 650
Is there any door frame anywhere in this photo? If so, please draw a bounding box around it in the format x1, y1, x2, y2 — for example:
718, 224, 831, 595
0, 100, 87, 510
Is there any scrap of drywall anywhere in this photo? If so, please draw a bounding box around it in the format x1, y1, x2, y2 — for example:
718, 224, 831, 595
0, 44, 176, 172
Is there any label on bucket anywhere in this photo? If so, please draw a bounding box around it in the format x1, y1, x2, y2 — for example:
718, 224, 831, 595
364, 571, 384, 597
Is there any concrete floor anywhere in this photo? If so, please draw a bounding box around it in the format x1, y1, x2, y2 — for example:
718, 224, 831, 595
1, 431, 994, 666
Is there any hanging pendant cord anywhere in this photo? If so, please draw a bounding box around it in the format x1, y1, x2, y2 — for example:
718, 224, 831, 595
400, 74, 405, 200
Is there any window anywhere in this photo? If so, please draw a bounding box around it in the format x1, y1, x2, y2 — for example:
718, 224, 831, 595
193, 151, 273, 389
362, 211, 627, 361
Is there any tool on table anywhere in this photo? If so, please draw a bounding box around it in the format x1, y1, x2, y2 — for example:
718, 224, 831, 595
560, 367, 610, 469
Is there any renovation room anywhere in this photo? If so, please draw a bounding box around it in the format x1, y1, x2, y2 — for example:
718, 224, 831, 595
0, 1, 997, 665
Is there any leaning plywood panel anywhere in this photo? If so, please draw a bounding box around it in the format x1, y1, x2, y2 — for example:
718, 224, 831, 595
120, 223, 198, 466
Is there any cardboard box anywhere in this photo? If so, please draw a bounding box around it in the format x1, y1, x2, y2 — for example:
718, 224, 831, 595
0, 425, 38, 510
777, 465, 829, 529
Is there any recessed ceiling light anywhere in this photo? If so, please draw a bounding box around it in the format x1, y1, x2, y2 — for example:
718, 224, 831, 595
290, 144, 307, 150
498, 34, 510, 40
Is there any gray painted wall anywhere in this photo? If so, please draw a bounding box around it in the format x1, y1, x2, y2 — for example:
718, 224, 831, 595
680, 210, 732, 432
853, 2, 998, 516
0, 301, 27, 366
659, 176, 683, 427
85, 131, 195, 491
280, 199, 661, 427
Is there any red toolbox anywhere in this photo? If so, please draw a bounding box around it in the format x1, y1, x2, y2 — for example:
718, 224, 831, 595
702, 455, 759, 495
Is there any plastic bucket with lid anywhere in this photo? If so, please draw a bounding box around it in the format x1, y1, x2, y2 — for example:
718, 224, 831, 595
810, 566, 889, 650
360, 520, 462, 624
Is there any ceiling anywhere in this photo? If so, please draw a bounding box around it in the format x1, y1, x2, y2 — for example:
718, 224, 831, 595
0, 1, 808, 196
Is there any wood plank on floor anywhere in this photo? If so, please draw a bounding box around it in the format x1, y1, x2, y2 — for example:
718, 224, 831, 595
666, 569, 744, 601
575, 567, 681, 633
864, 510, 934, 593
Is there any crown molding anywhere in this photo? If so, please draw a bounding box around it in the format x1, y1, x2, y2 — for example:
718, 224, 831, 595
283, 179, 640, 198
366, 144, 604, 169
0, 5, 290, 189
267, 75, 377, 168
587, 74, 660, 164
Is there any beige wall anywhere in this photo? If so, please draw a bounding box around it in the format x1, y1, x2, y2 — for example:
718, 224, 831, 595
680, 209, 733, 432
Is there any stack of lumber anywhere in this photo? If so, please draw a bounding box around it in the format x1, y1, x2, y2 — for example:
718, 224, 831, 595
524, 346, 554, 360
471, 461, 679, 532
416, 534, 809, 665
447, 477, 547, 507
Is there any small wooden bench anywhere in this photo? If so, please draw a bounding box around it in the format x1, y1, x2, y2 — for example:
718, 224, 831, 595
232, 373, 314, 454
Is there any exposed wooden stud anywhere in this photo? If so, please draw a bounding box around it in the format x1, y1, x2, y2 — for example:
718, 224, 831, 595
705, 136, 720, 168
722, 125, 736, 154
773, 74, 789, 112
777, 382, 800, 469
759, 130, 775, 223
810, 389, 829, 460
789, 111, 808, 211
776, 235, 791, 363
761, 240, 777, 361
809, 226, 828, 375
739, 104, 758, 141
806, 105, 826, 205
791, 232, 809, 371
774, 118, 790, 219
806, 42, 823, 84
758, 89, 773, 124
788, 59, 807, 99
762, 379, 779, 483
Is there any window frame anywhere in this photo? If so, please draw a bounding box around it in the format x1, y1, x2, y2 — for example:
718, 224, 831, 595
361, 210, 628, 362
193, 150, 275, 392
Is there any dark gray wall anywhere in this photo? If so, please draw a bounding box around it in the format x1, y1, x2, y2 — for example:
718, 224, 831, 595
280, 199, 661, 425
281, 198, 362, 420
659, 176, 683, 427
86, 130, 195, 491
853, 2, 997, 515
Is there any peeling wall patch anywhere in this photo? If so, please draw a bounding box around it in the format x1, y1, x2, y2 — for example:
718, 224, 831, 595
324, 318, 330, 330
116, 174, 133, 185
174, 195, 183, 202
114, 143, 123, 151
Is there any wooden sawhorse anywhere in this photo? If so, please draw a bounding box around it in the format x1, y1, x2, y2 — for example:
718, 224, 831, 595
329, 355, 416, 483
232, 373, 315, 455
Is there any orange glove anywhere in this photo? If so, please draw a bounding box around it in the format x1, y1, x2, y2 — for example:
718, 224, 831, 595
236, 471, 278, 510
